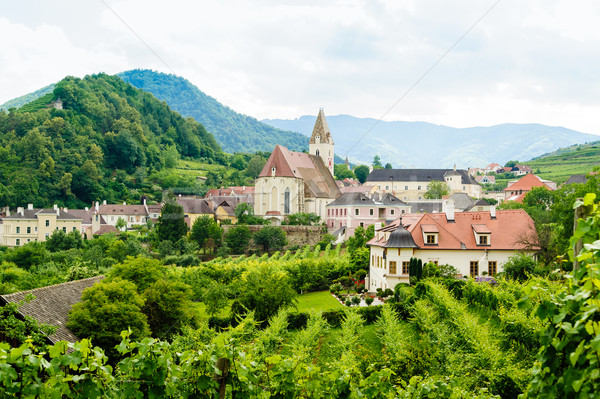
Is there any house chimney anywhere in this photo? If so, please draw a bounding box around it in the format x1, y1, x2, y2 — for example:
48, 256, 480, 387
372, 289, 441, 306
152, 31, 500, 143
53, 204, 58, 210
17, 207, 24, 215
490, 205, 496, 219
445, 200, 455, 222
27, 203, 33, 210
96, 201, 100, 211
64, 207, 68, 213
103, 200, 107, 205
85, 207, 89, 211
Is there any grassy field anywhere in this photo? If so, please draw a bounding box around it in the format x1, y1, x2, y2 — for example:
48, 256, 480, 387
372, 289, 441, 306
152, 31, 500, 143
295, 290, 344, 312
527, 141, 600, 183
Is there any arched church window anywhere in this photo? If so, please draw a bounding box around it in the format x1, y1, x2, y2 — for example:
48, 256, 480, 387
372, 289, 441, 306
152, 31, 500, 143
316, 149, 320, 156
284, 187, 291, 214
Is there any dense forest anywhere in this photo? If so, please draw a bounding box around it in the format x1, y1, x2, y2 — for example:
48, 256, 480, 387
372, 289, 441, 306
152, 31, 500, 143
118, 69, 309, 153
0, 73, 226, 208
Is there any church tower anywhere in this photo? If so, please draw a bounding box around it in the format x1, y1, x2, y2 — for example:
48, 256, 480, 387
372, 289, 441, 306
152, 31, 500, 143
309, 109, 335, 177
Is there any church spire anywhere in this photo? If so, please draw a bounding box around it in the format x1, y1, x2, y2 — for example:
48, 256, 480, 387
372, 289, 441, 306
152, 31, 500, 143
310, 108, 334, 145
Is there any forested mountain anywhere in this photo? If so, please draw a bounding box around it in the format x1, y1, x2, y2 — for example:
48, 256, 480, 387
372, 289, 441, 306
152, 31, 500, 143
0, 73, 226, 208
0, 84, 54, 111
264, 115, 600, 169
118, 69, 308, 153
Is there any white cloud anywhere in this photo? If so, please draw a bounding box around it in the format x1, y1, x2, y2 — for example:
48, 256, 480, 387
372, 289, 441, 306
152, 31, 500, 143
1, 0, 599, 135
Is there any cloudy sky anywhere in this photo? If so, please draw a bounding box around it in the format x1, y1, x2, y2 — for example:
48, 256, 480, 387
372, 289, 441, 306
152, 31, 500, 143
2, 0, 599, 135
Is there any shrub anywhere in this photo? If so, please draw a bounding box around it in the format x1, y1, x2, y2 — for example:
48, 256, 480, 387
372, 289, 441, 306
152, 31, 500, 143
345, 299, 352, 307
356, 305, 382, 323
503, 253, 536, 282
351, 296, 361, 306
286, 312, 309, 330
365, 296, 374, 306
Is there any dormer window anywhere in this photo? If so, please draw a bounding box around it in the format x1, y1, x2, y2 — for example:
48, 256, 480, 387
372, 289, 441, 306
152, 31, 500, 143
472, 224, 491, 246
421, 224, 439, 245
271, 167, 276, 176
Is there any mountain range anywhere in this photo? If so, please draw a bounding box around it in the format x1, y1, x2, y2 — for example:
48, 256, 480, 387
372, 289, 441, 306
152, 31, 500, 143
263, 116, 600, 169
3, 69, 599, 169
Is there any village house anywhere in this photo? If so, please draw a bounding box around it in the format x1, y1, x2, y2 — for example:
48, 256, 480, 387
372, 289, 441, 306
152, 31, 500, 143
475, 175, 496, 185
2, 204, 82, 247
366, 167, 482, 201
68, 206, 118, 239
326, 192, 411, 240
511, 164, 533, 176
483, 163, 503, 174
254, 109, 340, 221
367, 207, 538, 291
504, 173, 556, 202
98, 201, 150, 229
176, 197, 217, 227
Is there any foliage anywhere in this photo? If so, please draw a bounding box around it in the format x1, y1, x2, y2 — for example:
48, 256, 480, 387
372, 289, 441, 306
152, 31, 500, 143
253, 226, 288, 253
234, 202, 266, 225
353, 165, 370, 184
0, 296, 56, 348
424, 180, 450, 199
189, 215, 222, 251
523, 193, 600, 397
334, 163, 355, 180
108, 257, 165, 292
224, 225, 252, 254
284, 212, 321, 226
235, 263, 297, 323
67, 278, 150, 358
156, 202, 188, 243
503, 253, 536, 282
45, 230, 84, 252
408, 257, 423, 284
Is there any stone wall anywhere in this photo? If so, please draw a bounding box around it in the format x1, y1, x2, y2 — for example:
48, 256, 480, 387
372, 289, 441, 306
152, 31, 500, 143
221, 224, 323, 249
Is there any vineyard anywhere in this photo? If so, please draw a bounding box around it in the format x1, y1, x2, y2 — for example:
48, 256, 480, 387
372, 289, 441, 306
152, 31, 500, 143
3, 196, 600, 397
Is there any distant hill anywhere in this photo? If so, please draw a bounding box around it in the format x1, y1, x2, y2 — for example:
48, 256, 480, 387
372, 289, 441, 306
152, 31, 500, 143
0, 84, 55, 110
118, 69, 308, 154
0, 73, 225, 208
263, 115, 600, 169
526, 141, 600, 183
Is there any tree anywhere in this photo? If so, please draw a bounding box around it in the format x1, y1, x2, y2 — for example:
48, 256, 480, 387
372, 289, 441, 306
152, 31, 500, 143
235, 202, 265, 225
115, 217, 127, 231
67, 279, 150, 358
424, 181, 450, 199
141, 280, 197, 340
224, 225, 252, 254
285, 212, 320, 226
156, 202, 188, 243
203, 281, 229, 316
334, 164, 355, 180
372, 155, 382, 169
253, 226, 287, 253
354, 165, 370, 184
504, 160, 519, 168
384, 163, 393, 169
190, 215, 223, 252
502, 253, 535, 282
245, 155, 267, 179
235, 263, 297, 324
108, 257, 166, 292
45, 230, 84, 252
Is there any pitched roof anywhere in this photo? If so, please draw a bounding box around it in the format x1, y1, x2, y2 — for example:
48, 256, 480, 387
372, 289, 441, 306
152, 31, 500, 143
340, 185, 376, 194
0, 276, 105, 343
405, 200, 443, 214
67, 209, 106, 225
176, 198, 215, 214
368, 209, 537, 251
309, 109, 334, 145
564, 174, 588, 185
259, 145, 340, 199
326, 192, 408, 207
94, 225, 119, 235
99, 204, 148, 216
446, 193, 475, 210
4, 208, 82, 220
504, 173, 555, 192
367, 168, 478, 185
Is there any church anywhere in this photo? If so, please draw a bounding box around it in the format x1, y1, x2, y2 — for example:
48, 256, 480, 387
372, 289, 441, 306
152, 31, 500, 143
253, 109, 341, 222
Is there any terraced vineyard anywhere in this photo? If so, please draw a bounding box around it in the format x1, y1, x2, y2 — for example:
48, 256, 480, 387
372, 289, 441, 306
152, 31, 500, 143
527, 140, 600, 183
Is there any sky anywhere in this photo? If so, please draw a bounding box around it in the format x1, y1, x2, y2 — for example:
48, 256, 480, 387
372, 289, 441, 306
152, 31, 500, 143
1, 0, 600, 135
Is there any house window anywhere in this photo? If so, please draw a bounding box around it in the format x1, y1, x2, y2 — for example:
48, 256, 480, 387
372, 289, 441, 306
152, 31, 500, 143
372, 255, 375, 265
73, 227, 77, 232
426, 234, 436, 244
369, 209, 374, 216
35, 227, 37, 232
479, 235, 489, 245
488, 261, 497, 276
355, 209, 359, 216
391, 209, 395, 215
95, 215, 99, 221
432, 260, 439, 266
27, 226, 31, 234
45, 233, 49, 238
418, 185, 421, 190
46, 220, 50, 227
15, 239, 20, 246
62, 227, 67, 233
405, 186, 408, 190
470, 261, 479, 277
16, 226, 20, 234
389, 261, 397, 275
360, 222, 364, 227
402, 261, 410, 275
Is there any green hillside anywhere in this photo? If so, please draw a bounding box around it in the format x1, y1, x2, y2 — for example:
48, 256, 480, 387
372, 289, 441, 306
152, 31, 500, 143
527, 140, 600, 183
0, 73, 226, 208
0, 84, 55, 111
118, 69, 309, 153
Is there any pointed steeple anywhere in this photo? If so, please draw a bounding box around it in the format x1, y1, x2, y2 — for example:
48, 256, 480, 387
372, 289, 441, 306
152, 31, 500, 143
310, 108, 334, 145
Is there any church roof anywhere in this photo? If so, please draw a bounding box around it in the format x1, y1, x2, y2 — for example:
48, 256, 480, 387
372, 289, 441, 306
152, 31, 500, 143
309, 109, 334, 145
259, 145, 340, 199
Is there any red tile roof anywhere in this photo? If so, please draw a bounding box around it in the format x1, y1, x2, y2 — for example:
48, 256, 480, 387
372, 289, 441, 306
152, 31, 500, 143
369, 209, 537, 251
504, 173, 554, 192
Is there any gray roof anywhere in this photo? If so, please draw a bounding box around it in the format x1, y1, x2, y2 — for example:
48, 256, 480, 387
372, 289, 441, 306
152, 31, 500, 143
564, 174, 588, 185
176, 198, 215, 214
0, 276, 105, 343
384, 224, 418, 248
448, 193, 475, 211
327, 192, 408, 207
406, 200, 443, 214
367, 168, 479, 185
67, 209, 107, 225
4, 208, 82, 220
